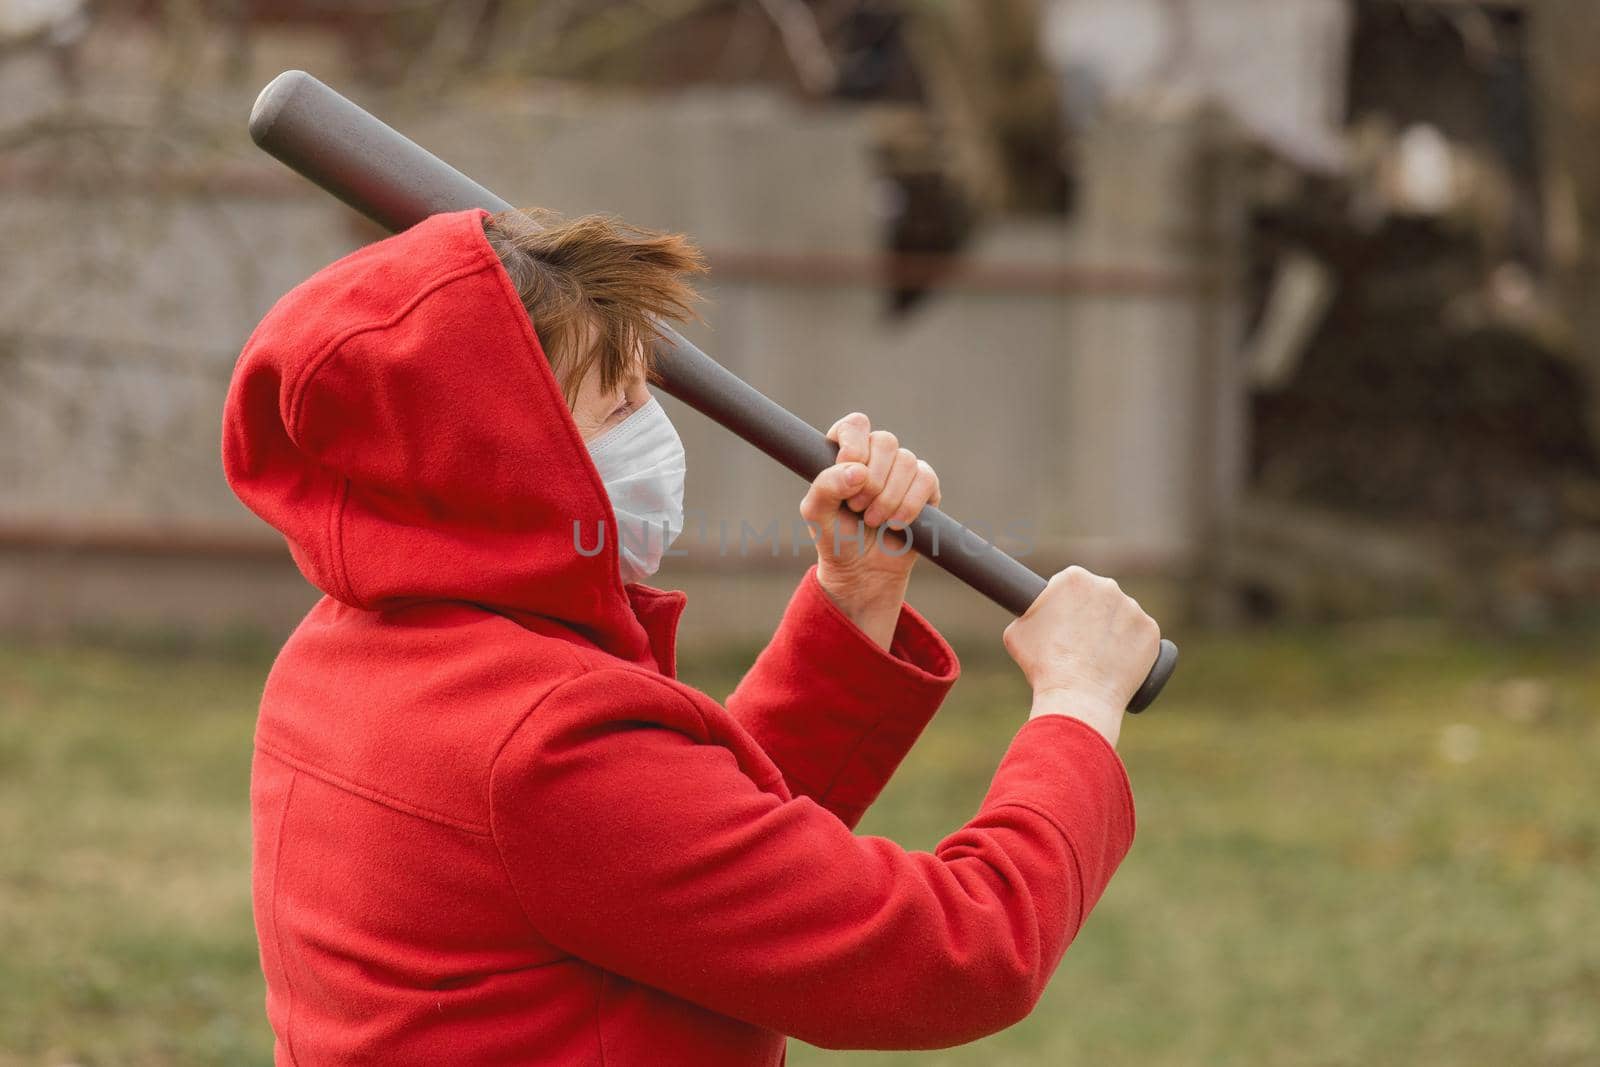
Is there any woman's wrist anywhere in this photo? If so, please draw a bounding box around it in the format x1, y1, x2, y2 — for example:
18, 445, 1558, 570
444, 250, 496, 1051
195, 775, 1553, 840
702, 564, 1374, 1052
1028, 685, 1123, 748
815, 563, 907, 650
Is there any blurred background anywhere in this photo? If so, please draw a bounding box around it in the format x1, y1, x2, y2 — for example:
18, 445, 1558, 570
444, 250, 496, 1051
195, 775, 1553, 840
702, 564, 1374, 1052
0, 1, 1596, 1064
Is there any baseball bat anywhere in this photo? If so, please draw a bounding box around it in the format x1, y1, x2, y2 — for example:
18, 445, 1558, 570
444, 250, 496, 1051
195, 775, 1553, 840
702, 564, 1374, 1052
247, 70, 1179, 712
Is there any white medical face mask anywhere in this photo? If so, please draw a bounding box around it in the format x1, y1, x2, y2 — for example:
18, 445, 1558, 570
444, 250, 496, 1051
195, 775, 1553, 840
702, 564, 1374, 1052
586, 394, 686, 585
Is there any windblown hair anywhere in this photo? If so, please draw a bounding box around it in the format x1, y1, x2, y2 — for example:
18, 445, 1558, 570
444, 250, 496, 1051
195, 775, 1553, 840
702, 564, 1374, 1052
483, 208, 707, 406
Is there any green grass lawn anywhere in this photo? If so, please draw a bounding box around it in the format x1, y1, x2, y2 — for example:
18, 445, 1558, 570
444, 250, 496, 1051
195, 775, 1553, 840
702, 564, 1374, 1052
1, 622, 1596, 1066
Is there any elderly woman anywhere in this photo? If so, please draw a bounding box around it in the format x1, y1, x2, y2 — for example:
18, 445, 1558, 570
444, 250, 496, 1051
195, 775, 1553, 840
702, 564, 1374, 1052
222, 206, 1158, 1066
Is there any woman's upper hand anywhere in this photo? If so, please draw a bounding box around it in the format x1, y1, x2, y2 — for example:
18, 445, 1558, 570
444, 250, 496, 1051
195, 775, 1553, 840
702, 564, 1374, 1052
801, 412, 940, 643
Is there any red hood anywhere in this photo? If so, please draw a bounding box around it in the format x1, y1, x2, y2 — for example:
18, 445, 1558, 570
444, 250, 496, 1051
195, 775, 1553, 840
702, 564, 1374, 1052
223, 207, 660, 664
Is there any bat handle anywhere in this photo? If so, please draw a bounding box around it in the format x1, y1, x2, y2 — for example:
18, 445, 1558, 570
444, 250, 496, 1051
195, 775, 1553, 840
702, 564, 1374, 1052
1129, 639, 1180, 713
653, 330, 1180, 713
897, 506, 1177, 712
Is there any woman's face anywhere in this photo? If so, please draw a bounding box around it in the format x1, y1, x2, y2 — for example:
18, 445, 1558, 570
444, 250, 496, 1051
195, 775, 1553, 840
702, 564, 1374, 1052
567, 338, 654, 444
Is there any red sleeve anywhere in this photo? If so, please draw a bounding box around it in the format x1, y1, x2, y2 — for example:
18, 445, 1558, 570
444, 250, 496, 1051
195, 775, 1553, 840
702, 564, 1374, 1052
723, 564, 960, 828
489, 668, 1136, 1051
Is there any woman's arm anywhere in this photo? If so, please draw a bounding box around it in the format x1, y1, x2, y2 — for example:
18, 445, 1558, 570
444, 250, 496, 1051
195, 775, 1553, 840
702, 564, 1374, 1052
724, 563, 957, 829
719, 411, 954, 825
491, 667, 1134, 1051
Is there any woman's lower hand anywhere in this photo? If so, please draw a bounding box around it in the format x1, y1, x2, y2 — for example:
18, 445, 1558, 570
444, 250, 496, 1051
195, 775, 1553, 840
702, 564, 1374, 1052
801, 412, 940, 648
1002, 566, 1161, 748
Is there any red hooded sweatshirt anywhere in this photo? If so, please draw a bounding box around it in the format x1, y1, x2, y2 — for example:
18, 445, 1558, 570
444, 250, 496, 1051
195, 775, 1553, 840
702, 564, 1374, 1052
222, 207, 1136, 1066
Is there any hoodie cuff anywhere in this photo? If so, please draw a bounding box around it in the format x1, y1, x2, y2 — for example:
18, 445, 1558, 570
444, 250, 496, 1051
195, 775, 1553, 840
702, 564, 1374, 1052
979, 714, 1137, 918
802, 564, 960, 690
724, 564, 960, 826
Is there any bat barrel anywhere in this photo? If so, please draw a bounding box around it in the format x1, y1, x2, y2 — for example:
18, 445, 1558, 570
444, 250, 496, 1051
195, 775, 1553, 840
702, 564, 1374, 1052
250, 70, 514, 230
248, 70, 1178, 712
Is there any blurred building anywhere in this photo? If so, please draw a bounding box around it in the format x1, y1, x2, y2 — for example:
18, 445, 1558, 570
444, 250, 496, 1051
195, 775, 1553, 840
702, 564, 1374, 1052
0, 0, 1594, 644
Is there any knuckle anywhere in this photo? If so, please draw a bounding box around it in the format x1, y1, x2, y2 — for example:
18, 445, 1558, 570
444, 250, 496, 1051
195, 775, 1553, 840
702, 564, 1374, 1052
870, 429, 898, 451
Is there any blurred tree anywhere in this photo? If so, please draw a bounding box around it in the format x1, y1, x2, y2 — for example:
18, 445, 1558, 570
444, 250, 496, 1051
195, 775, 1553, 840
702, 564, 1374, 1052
1530, 0, 1600, 438
901, 0, 1073, 216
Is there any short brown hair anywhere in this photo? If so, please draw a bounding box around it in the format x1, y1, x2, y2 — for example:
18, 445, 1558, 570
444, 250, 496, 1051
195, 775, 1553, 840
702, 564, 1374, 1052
483, 208, 707, 405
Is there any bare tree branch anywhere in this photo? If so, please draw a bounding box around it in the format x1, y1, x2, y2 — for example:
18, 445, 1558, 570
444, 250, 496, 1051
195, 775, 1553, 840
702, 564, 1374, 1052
755, 0, 838, 96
